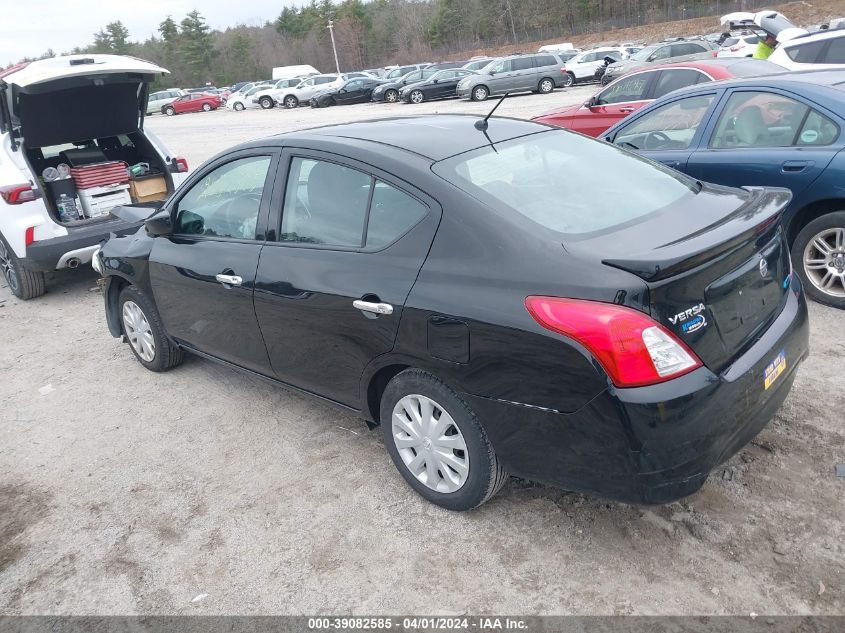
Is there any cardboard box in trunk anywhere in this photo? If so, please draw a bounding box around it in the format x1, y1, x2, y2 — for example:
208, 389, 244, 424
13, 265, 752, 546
129, 176, 167, 203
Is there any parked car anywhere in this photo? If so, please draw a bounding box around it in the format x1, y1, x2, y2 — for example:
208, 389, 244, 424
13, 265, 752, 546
534, 58, 782, 138
401, 69, 477, 103
309, 77, 383, 107
559, 47, 628, 86
252, 77, 307, 109
603, 69, 845, 307
456, 53, 567, 101
601, 40, 718, 85
768, 29, 845, 70
164, 92, 221, 116
594, 52, 624, 83
462, 57, 496, 72
94, 114, 808, 510
717, 33, 760, 58
147, 89, 186, 115
276, 74, 345, 108
184, 86, 216, 94
272, 64, 319, 80
226, 85, 264, 111
0, 55, 189, 300
372, 68, 439, 103
383, 64, 429, 80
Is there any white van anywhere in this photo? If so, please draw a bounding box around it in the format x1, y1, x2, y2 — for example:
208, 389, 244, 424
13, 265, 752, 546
0, 55, 190, 300
272, 64, 319, 80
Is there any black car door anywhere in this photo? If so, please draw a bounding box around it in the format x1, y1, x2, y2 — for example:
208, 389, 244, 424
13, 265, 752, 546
148, 150, 279, 375
336, 79, 364, 104
253, 149, 441, 407
430, 71, 459, 98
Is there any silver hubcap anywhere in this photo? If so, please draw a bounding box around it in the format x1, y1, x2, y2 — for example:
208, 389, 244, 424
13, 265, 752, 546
0, 240, 19, 294
235, 103, 243, 110
804, 227, 845, 297
474, 88, 487, 100
411, 91, 423, 103
122, 301, 156, 362
541, 80, 552, 92
285, 97, 297, 108
391, 394, 469, 494
386, 91, 397, 102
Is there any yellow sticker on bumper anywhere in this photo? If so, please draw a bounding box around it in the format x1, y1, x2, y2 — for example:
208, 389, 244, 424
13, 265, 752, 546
764, 350, 787, 390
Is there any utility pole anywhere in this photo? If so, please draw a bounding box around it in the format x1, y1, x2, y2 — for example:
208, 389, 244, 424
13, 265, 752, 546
327, 19, 341, 74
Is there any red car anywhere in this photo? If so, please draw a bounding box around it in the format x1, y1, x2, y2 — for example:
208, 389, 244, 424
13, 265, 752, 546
532, 58, 782, 138
163, 93, 221, 116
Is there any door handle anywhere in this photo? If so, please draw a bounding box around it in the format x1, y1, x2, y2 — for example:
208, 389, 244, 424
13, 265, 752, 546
353, 299, 393, 315
215, 273, 243, 287
661, 160, 680, 168
782, 160, 812, 173
619, 107, 636, 113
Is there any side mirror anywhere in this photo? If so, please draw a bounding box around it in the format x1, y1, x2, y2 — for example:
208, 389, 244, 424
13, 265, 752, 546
145, 209, 173, 237
587, 96, 598, 108
432, 79, 439, 84
489, 69, 496, 75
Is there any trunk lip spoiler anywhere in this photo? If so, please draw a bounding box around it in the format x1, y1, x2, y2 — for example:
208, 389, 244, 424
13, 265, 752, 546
602, 186, 793, 283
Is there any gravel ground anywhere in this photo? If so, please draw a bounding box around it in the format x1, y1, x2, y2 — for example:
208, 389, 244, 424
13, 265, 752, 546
1, 87, 843, 616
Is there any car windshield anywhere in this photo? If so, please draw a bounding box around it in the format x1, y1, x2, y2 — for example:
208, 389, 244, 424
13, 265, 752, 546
433, 131, 697, 237
631, 46, 658, 61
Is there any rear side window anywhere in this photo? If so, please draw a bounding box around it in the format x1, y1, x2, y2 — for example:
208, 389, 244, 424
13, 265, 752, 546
710, 91, 822, 148
652, 69, 709, 99
281, 158, 426, 248
786, 40, 826, 63
821, 36, 845, 63
434, 131, 696, 236
536, 55, 557, 67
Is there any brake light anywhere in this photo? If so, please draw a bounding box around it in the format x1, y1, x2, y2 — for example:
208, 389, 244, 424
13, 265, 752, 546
0, 183, 37, 204
561, 67, 567, 73
525, 296, 702, 388
173, 157, 189, 173
25, 226, 35, 246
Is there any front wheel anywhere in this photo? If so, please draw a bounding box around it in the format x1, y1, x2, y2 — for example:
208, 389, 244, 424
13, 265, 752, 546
792, 211, 845, 308
119, 285, 183, 372
409, 89, 424, 104
471, 85, 489, 102
538, 78, 555, 94
0, 234, 45, 300
381, 369, 508, 511
283, 95, 299, 109
233, 102, 245, 111
562, 72, 575, 88
164, 106, 175, 116
259, 96, 274, 109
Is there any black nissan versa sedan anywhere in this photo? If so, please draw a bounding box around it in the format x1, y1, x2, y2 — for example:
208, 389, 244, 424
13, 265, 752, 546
94, 115, 809, 511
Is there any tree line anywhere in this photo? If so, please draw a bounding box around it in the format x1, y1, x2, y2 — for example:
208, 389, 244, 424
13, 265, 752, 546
11, 0, 742, 88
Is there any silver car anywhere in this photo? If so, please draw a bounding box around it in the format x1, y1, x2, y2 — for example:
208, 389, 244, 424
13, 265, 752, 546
456, 53, 566, 101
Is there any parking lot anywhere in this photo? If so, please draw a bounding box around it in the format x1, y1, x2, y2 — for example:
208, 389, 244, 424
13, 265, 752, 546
1, 89, 844, 615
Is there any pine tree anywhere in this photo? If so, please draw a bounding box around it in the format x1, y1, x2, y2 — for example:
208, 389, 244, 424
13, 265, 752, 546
180, 10, 215, 85
106, 21, 131, 54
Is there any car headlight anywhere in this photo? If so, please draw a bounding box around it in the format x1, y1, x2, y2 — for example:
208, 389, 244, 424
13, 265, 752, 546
373, 86, 385, 94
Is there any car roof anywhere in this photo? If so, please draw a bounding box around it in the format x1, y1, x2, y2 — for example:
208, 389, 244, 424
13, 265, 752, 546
0, 54, 167, 88
782, 28, 845, 46
649, 68, 845, 99
269, 115, 545, 161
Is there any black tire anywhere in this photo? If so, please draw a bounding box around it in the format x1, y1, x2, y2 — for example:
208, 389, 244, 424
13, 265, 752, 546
118, 285, 183, 372
384, 89, 399, 103
380, 369, 507, 511
233, 102, 245, 111
471, 85, 489, 102
283, 95, 299, 109
562, 72, 575, 88
791, 211, 845, 309
409, 89, 425, 104
0, 233, 45, 300
538, 77, 555, 94
259, 96, 274, 109
164, 106, 175, 116
202, 103, 212, 112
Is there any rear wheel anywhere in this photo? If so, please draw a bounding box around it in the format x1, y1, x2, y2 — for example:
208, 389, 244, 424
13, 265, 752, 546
202, 103, 212, 112
792, 211, 845, 309
562, 72, 575, 88
283, 95, 299, 109
409, 89, 425, 104
164, 106, 175, 116
538, 78, 555, 94
0, 234, 45, 300
384, 89, 399, 103
259, 96, 274, 109
233, 102, 245, 111
381, 369, 507, 511
119, 285, 183, 372
471, 85, 489, 102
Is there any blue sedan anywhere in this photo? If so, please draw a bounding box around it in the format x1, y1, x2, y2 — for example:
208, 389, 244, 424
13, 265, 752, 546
601, 69, 845, 308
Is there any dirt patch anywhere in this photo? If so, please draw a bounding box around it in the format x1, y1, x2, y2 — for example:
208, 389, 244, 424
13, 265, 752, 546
0, 483, 51, 574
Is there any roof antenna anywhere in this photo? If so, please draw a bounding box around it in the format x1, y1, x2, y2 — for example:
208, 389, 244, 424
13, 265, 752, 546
474, 92, 509, 131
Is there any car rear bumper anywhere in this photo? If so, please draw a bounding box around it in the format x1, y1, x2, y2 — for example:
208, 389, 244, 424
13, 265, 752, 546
463, 276, 809, 504
22, 206, 152, 272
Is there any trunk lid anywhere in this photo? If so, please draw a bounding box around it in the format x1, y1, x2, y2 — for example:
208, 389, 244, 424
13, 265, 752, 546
571, 184, 793, 372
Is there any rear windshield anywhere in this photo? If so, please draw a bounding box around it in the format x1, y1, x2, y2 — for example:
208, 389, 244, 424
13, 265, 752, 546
433, 130, 697, 236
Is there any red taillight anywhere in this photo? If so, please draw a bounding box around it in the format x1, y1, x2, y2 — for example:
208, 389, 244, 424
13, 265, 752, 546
173, 157, 189, 173
561, 67, 567, 73
0, 183, 37, 204
525, 296, 702, 388
25, 226, 35, 246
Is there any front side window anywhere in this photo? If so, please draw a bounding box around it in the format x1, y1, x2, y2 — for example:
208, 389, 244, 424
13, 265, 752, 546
491, 59, 513, 73
434, 131, 696, 236
710, 91, 813, 148
597, 74, 651, 104
614, 94, 715, 150
649, 45, 672, 61
175, 156, 271, 240
652, 69, 709, 99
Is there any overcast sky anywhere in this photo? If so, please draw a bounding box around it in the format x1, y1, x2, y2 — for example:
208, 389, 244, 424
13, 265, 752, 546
1, 0, 301, 65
